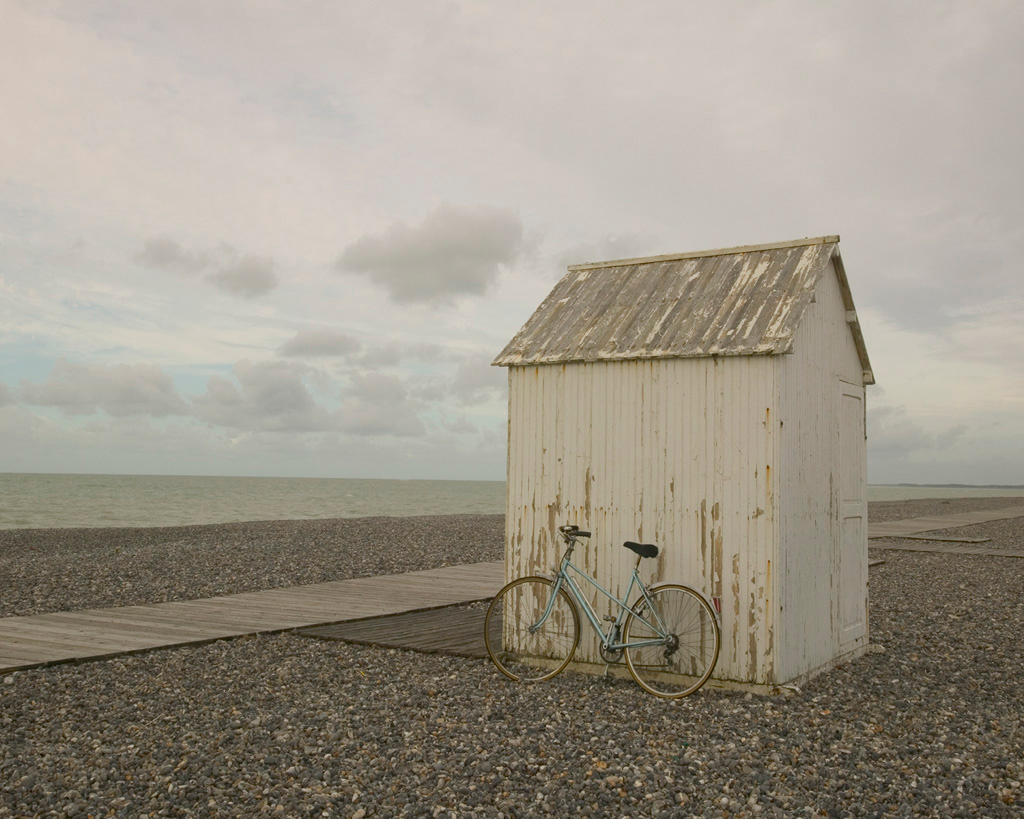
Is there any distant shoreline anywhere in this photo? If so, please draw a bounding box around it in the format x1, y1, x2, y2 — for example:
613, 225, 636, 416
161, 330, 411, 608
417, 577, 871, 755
2, 472, 1023, 530
2, 471, 1020, 489
876, 483, 1024, 489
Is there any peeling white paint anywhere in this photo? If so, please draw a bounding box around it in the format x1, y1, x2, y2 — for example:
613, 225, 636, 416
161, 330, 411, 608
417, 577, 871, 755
495, 237, 872, 389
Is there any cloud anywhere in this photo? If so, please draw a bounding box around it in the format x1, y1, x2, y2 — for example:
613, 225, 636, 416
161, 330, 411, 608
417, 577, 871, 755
348, 372, 406, 403
136, 237, 279, 297
554, 233, 656, 273
441, 415, 478, 435
135, 236, 211, 275
867, 405, 969, 462
354, 341, 447, 368
19, 359, 189, 418
337, 204, 524, 304
207, 254, 278, 298
357, 343, 402, 368
339, 372, 425, 437
193, 360, 333, 432
409, 378, 447, 403
451, 353, 506, 406
0, 382, 12, 407
278, 328, 361, 358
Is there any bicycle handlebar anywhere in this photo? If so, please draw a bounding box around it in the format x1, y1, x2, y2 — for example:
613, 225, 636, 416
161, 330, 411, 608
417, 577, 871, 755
559, 524, 591, 539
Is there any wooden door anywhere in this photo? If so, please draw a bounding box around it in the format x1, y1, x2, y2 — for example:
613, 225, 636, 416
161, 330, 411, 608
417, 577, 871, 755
838, 381, 867, 644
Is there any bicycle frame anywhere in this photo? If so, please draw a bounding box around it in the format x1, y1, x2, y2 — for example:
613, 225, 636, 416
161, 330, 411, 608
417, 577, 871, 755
532, 542, 669, 653
485, 525, 723, 697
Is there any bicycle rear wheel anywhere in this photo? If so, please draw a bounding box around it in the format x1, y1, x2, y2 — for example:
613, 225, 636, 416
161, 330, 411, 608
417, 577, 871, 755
484, 576, 580, 682
623, 584, 720, 698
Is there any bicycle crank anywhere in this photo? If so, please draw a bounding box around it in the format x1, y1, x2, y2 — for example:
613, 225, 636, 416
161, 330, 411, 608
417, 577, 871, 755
600, 625, 625, 663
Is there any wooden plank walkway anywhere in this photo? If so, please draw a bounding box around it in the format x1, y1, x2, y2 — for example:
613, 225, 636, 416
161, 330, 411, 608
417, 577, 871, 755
871, 542, 1024, 558
868, 505, 1024, 559
868, 505, 1024, 538
0, 561, 503, 674
900, 534, 990, 543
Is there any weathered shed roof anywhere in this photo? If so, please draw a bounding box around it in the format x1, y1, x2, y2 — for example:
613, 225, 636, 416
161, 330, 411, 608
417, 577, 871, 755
493, 235, 873, 384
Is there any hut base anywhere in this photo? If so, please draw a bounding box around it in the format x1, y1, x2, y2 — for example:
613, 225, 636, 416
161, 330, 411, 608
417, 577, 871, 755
556, 641, 870, 697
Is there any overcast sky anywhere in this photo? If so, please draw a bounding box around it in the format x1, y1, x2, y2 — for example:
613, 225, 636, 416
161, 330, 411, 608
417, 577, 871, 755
1, 0, 1022, 484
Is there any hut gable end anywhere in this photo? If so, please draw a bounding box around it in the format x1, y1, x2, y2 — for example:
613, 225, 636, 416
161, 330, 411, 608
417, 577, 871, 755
493, 235, 872, 383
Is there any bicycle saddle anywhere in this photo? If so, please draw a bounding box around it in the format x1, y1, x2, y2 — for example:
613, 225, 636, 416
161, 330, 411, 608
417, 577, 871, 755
623, 541, 659, 559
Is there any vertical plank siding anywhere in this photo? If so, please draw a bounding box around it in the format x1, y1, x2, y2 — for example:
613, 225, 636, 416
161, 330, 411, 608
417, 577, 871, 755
501, 247, 870, 688
776, 258, 868, 682
506, 354, 778, 683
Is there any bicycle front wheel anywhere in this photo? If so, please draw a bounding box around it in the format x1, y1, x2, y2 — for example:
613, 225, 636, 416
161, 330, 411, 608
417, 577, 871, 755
623, 584, 720, 698
484, 576, 580, 683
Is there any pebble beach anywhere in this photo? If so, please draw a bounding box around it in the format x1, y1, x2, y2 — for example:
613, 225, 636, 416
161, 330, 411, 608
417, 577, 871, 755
2, 499, 1023, 817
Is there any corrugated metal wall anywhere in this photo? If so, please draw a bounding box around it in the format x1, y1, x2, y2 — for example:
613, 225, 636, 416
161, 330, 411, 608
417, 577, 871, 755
505, 354, 780, 684
776, 257, 868, 682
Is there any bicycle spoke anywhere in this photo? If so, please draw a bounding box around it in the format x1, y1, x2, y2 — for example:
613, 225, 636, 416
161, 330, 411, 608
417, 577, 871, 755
484, 577, 580, 682
624, 585, 720, 698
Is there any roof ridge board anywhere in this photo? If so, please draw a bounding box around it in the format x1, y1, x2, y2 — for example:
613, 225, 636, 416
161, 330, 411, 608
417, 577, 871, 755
567, 235, 840, 272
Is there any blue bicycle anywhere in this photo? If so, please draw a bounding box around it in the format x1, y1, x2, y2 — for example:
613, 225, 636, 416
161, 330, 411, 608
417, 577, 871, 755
484, 524, 721, 698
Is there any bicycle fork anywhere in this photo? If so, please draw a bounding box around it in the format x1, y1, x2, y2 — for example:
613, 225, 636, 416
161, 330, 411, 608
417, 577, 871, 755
528, 574, 566, 635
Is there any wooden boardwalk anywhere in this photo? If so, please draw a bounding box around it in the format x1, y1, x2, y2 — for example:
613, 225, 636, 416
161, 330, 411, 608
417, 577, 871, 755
870, 542, 1024, 558
867, 506, 1024, 538
0, 561, 503, 674
868, 505, 1024, 559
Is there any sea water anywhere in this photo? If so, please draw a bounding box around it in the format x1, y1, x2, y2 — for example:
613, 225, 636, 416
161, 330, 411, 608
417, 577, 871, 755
1, 473, 1022, 530
866, 485, 1024, 502
0, 473, 506, 529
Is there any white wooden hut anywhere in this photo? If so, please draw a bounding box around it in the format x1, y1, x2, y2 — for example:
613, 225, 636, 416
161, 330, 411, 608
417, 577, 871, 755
493, 235, 874, 688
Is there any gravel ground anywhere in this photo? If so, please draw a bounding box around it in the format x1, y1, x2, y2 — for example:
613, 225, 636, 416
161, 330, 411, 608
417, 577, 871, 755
872, 517, 1024, 553
865, 496, 1024, 523
6, 499, 1020, 617
0, 516, 505, 618
2, 500, 1024, 817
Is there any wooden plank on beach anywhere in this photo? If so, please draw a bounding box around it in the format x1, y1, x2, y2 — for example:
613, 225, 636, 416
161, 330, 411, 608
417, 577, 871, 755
298, 603, 499, 659
871, 543, 1024, 558
1, 653, 44, 666
900, 534, 991, 543
0, 643, 70, 662
0, 561, 504, 674
0, 618, 165, 645
868, 505, 1024, 539
22, 612, 237, 641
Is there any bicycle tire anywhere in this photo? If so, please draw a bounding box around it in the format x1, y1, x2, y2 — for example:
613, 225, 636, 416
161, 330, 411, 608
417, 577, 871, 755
623, 584, 720, 698
484, 576, 580, 683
